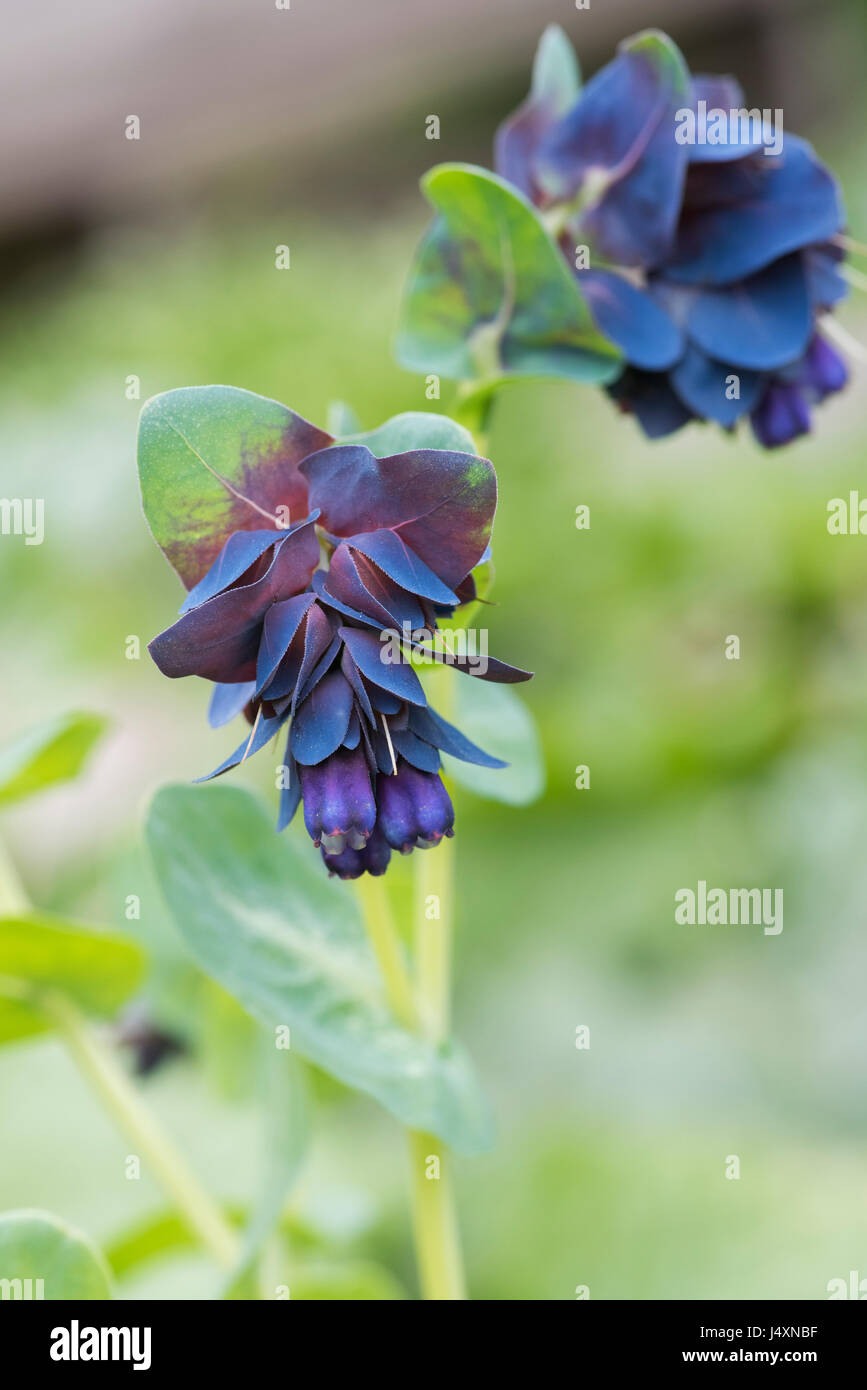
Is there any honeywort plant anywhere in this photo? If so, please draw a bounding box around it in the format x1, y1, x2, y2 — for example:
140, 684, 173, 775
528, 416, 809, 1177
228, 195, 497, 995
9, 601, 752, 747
138, 388, 538, 1298
397, 26, 856, 450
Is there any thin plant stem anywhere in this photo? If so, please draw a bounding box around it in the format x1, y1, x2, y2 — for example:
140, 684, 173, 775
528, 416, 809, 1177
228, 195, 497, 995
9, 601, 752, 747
355, 873, 416, 1029
406, 1129, 466, 1300
0, 836, 30, 915
412, 834, 455, 1040
0, 830, 239, 1271
407, 821, 466, 1299
354, 794, 467, 1299
40, 990, 240, 1270
407, 667, 467, 1300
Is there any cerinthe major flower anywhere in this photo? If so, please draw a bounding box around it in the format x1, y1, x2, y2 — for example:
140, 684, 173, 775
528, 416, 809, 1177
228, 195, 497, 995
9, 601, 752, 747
494, 27, 850, 447
148, 414, 532, 878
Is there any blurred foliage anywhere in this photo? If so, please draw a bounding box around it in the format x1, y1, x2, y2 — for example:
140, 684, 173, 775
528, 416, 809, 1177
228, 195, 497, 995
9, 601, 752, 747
0, 713, 107, 809
0, 1209, 113, 1299
0, 914, 143, 1044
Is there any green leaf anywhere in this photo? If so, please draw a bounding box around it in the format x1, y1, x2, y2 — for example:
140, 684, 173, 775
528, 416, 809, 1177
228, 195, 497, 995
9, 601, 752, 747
623, 28, 691, 98
442, 678, 545, 806
0, 1210, 113, 1299
326, 399, 362, 437
137, 385, 332, 589
342, 410, 478, 457
200, 980, 260, 1100
146, 784, 493, 1155
397, 163, 622, 385
531, 24, 581, 108
0, 914, 145, 1045
0, 713, 107, 809
104, 1212, 196, 1277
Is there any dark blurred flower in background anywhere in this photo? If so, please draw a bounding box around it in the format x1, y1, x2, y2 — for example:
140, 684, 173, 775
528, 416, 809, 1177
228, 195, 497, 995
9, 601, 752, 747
495, 26, 851, 447
114, 1004, 187, 1078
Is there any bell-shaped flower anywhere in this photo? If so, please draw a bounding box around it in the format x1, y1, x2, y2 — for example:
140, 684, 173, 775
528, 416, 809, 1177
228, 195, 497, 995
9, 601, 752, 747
149, 432, 532, 876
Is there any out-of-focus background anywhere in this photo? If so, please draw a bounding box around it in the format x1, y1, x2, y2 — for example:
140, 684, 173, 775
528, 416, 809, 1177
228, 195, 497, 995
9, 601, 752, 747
2, 0, 867, 1299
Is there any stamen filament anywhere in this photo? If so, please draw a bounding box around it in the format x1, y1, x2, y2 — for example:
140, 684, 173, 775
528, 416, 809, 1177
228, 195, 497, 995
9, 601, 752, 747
240, 704, 263, 764
841, 264, 867, 292
821, 314, 867, 365
834, 233, 867, 258
381, 713, 398, 774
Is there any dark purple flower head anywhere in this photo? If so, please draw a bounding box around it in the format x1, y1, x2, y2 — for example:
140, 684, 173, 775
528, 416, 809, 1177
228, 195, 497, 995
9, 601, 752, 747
494, 27, 851, 445
149, 431, 532, 876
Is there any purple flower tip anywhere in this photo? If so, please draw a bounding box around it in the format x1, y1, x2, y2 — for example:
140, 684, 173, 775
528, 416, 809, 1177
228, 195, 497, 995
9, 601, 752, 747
751, 384, 812, 449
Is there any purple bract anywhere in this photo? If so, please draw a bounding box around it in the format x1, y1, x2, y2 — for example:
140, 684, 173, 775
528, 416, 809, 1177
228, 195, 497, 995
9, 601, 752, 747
150, 435, 532, 877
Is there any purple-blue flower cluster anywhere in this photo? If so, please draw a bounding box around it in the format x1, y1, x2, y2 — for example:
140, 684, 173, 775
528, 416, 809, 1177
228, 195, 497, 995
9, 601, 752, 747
496, 28, 850, 447
149, 433, 531, 878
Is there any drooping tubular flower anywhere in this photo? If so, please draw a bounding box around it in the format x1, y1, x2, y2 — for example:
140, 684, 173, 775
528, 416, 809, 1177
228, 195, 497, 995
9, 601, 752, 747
495, 26, 851, 447
148, 419, 532, 878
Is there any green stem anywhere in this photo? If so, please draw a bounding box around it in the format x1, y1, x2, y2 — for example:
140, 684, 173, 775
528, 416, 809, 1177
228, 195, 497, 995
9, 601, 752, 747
354, 874, 416, 1029
454, 381, 494, 456
407, 668, 467, 1299
0, 830, 239, 1271
412, 834, 455, 1040
355, 829, 467, 1299
408, 827, 465, 1299
0, 837, 30, 914
40, 990, 240, 1270
406, 1129, 466, 1300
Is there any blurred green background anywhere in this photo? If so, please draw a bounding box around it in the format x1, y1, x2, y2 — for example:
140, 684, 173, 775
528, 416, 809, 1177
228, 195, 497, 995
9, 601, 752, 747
2, 0, 867, 1299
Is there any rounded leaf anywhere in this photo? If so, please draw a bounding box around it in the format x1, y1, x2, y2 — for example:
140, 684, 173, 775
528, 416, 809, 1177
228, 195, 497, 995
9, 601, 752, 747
146, 784, 494, 1155
138, 385, 331, 589
0, 915, 145, 1046
442, 679, 545, 806
0, 1210, 113, 1299
397, 163, 622, 384
0, 713, 107, 809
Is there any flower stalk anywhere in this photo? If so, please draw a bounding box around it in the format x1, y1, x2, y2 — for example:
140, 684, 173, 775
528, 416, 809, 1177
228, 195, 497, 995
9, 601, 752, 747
356, 789, 467, 1299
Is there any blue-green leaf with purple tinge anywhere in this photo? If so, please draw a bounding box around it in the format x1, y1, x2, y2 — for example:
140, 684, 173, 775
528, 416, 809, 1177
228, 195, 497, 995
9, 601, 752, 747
138, 385, 332, 590
340, 411, 477, 457
396, 163, 621, 385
